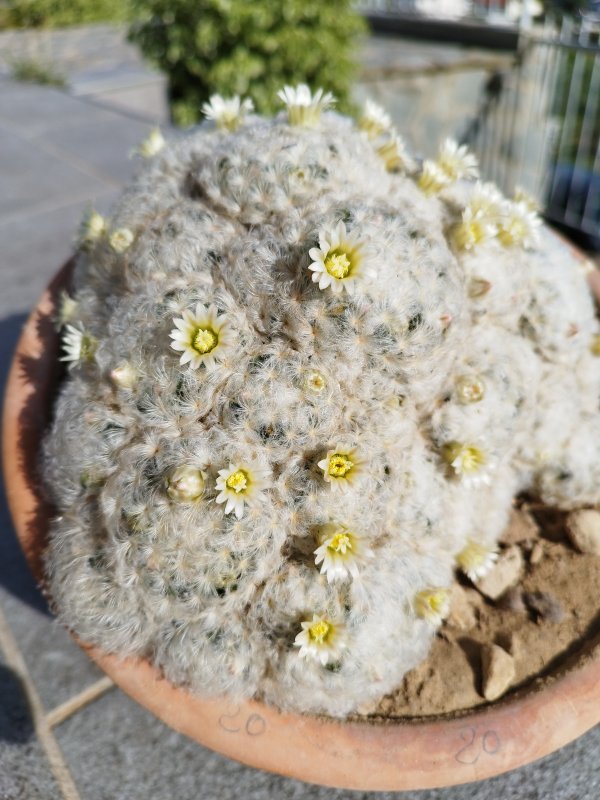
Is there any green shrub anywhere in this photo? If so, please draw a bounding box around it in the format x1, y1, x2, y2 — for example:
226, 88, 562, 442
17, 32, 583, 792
128, 0, 367, 127
4, 0, 132, 29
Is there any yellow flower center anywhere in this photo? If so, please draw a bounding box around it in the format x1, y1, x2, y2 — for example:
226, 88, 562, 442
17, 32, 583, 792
308, 619, 332, 644
460, 448, 485, 473
359, 117, 385, 139
324, 249, 352, 280
459, 447, 485, 473
415, 588, 450, 622
590, 334, 600, 356
444, 442, 486, 474
192, 326, 218, 354
80, 334, 97, 361
377, 140, 403, 172
306, 370, 326, 393
426, 591, 447, 614
328, 454, 354, 478
328, 531, 353, 554
225, 469, 249, 493
454, 218, 489, 250
498, 220, 525, 246
219, 112, 241, 132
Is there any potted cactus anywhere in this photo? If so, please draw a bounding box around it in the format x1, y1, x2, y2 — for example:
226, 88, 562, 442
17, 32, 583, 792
3, 86, 600, 790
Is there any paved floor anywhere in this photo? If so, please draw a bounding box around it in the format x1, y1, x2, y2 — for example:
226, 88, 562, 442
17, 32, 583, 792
0, 77, 599, 800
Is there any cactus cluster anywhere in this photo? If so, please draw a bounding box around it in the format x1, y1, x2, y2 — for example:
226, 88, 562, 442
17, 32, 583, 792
43, 87, 600, 717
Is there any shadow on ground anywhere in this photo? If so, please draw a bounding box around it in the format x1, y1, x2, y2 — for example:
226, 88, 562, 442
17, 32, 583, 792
0, 663, 34, 744
0, 312, 49, 615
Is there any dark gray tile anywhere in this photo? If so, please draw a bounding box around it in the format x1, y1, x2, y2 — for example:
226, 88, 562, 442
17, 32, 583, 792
0, 447, 106, 715
0, 80, 135, 138
0, 126, 109, 219
0, 653, 63, 800
38, 112, 155, 184
79, 81, 169, 126
0, 190, 119, 316
0, 589, 106, 715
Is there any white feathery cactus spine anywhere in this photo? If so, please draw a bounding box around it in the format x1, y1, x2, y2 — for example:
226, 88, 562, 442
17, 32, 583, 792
43, 89, 600, 718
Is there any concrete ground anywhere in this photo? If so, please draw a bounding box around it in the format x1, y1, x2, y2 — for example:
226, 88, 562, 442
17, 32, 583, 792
1, 67, 599, 800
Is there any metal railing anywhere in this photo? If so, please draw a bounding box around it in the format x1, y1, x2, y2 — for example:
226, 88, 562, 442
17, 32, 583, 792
464, 16, 600, 245
357, 0, 535, 26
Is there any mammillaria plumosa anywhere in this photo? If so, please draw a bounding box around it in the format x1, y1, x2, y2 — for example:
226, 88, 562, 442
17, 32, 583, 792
43, 86, 600, 717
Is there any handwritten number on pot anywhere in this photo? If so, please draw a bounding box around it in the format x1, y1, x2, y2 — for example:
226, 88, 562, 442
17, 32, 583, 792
218, 706, 267, 737
454, 726, 501, 765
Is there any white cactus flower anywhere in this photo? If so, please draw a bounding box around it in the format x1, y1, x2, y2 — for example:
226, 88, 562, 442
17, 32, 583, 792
414, 588, 451, 626
60, 324, 96, 366
443, 441, 495, 488
318, 445, 363, 492
294, 615, 347, 665
277, 84, 335, 127
376, 131, 416, 173
456, 540, 498, 582
514, 185, 541, 213
497, 200, 541, 249
136, 128, 166, 157
308, 221, 374, 295
314, 524, 374, 583
452, 182, 505, 249
215, 461, 272, 519
358, 99, 392, 139
169, 303, 233, 370
418, 160, 453, 195
201, 94, 254, 131
436, 138, 479, 181
54, 291, 79, 331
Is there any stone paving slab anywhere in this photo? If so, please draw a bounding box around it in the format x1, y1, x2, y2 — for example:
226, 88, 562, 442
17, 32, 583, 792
39, 112, 156, 184
0, 651, 63, 800
0, 70, 599, 800
0, 193, 119, 314
0, 124, 110, 219
78, 82, 169, 126
0, 588, 105, 714
0, 81, 109, 135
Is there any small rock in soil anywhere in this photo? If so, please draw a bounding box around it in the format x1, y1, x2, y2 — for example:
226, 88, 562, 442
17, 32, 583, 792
529, 542, 544, 565
446, 585, 478, 630
566, 509, 600, 555
495, 630, 522, 660
475, 545, 524, 600
507, 632, 522, 660
496, 585, 527, 613
481, 644, 516, 701
500, 508, 540, 545
524, 591, 565, 623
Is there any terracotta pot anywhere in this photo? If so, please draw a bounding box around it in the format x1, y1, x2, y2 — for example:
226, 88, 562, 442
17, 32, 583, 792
3, 253, 600, 792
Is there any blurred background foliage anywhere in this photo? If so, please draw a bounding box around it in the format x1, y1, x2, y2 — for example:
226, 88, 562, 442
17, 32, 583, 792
1, 0, 366, 126
127, 0, 367, 126
1, 0, 133, 28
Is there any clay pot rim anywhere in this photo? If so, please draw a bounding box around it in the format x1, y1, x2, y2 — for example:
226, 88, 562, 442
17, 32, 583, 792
3, 257, 600, 792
